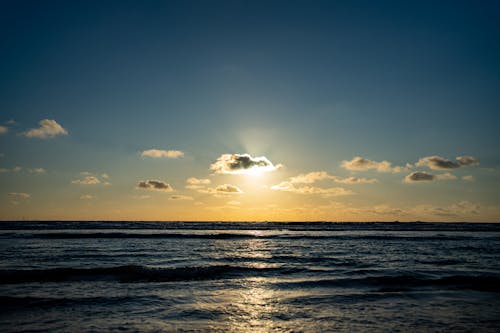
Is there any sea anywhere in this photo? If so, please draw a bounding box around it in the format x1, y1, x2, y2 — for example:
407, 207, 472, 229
0, 221, 499, 332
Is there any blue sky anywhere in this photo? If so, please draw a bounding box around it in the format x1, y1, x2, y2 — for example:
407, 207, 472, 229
1, 1, 499, 221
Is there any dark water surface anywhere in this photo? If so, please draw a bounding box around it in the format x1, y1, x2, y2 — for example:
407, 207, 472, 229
0, 222, 499, 332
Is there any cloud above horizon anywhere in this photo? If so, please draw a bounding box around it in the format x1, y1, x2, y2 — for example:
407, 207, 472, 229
186, 177, 211, 185
23, 119, 68, 139
8, 192, 30, 199
196, 184, 244, 195
210, 153, 280, 175
0, 166, 22, 173
71, 176, 101, 185
169, 195, 194, 200
404, 171, 457, 183
8, 192, 30, 205
341, 156, 410, 173
271, 181, 354, 196
288, 171, 377, 184
137, 179, 173, 192
415, 155, 479, 170
141, 149, 184, 158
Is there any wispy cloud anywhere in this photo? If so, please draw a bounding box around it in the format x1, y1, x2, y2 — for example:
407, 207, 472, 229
212, 184, 243, 193
288, 171, 377, 184
271, 181, 354, 196
71, 172, 110, 185
198, 184, 244, 195
80, 194, 94, 200
8, 192, 30, 205
415, 155, 479, 170
141, 149, 184, 158
186, 184, 206, 190
413, 201, 481, 217
0, 125, 8, 135
186, 177, 211, 185
29, 168, 46, 174
210, 153, 281, 175
8, 192, 30, 199
0, 166, 22, 173
462, 175, 475, 181
137, 179, 174, 192
0, 166, 45, 174
341, 156, 410, 173
169, 195, 194, 200
71, 176, 101, 185
23, 119, 68, 139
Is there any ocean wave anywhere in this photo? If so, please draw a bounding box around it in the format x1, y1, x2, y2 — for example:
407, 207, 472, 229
0, 295, 158, 310
275, 274, 500, 292
0, 265, 299, 284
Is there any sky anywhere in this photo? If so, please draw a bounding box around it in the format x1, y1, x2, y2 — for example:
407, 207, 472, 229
1, 0, 499, 221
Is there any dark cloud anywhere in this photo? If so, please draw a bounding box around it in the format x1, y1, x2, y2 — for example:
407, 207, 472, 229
416, 155, 479, 170
137, 180, 173, 191
210, 153, 279, 174
404, 171, 435, 182
405, 171, 458, 183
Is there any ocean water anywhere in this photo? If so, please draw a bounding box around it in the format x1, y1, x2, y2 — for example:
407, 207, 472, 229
0, 222, 499, 332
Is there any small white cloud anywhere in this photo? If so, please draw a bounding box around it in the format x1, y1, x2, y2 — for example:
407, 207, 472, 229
141, 149, 184, 159
227, 200, 241, 206
29, 168, 46, 174
341, 156, 408, 173
186, 177, 211, 185
71, 176, 101, 185
101, 173, 110, 179
0, 125, 8, 135
435, 172, 457, 180
137, 179, 174, 192
462, 175, 475, 181
169, 195, 194, 200
23, 119, 68, 139
288, 171, 334, 184
210, 153, 281, 175
80, 194, 94, 200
